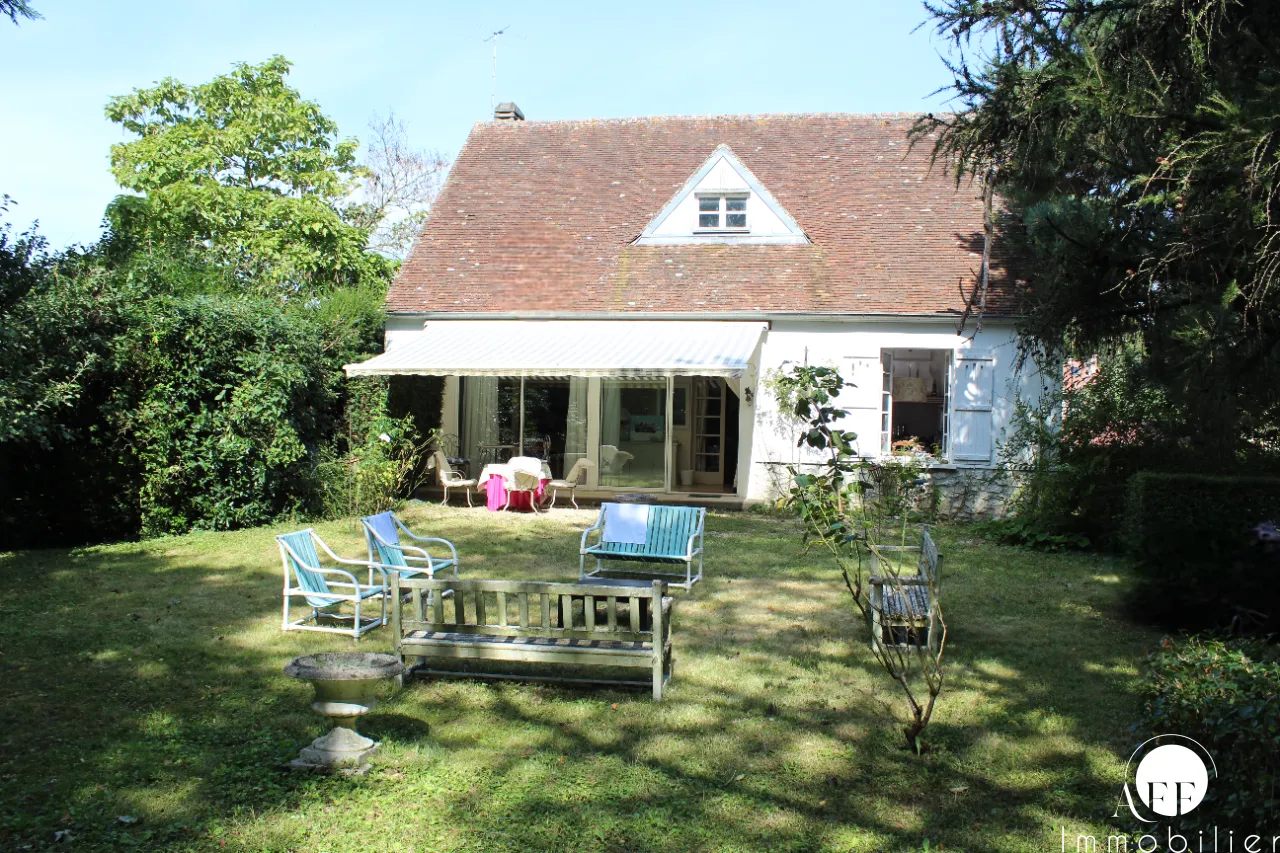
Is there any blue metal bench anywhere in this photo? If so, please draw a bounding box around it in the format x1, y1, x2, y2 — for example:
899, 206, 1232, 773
579, 503, 705, 592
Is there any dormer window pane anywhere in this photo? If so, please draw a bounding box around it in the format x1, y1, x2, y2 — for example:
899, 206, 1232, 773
725, 196, 747, 228
698, 196, 720, 229
696, 194, 749, 231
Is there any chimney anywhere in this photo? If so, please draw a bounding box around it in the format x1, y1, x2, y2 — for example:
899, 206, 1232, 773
494, 101, 525, 121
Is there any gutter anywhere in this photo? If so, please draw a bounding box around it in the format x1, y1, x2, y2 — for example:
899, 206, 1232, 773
385, 311, 1021, 324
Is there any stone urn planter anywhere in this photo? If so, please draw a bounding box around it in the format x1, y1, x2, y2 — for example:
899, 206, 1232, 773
284, 652, 405, 773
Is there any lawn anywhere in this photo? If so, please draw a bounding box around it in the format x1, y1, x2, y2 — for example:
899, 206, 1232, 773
0, 504, 1157, 852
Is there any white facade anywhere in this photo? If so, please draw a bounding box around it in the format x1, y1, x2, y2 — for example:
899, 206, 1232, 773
373, 316, 1048, 508
746, 318, 1045, 504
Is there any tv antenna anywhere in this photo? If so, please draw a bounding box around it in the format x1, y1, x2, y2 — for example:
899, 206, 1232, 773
483, 26, 510, 116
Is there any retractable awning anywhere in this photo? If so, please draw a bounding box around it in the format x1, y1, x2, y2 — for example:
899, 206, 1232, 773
344, 320, 766, 379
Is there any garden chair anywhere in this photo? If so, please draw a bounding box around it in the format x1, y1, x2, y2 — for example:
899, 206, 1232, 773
360, 511, 459, 581
546, 458, 595, 509
277, 529, 389, 641
430, 449, 477, 507
599, 445, 634, 484
432, 432, 470, 479
361, 511, 458, 649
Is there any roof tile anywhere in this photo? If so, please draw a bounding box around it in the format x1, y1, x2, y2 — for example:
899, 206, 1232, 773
388, 113, 1022, 316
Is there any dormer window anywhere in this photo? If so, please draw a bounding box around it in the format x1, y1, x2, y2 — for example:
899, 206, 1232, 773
696, 194, 748, 231
634, 145, 808, 245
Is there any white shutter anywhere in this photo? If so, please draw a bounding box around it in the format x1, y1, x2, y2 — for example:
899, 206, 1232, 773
950, 357, 995, 463
840, 353, 884, 459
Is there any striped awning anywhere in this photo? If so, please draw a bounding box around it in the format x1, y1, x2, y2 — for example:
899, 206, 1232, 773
344, 320, 766, 379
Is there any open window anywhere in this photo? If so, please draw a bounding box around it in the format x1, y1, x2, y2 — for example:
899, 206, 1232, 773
880, 349, 951, 459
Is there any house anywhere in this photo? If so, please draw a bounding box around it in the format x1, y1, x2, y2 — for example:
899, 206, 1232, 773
345, 106, 1045, 514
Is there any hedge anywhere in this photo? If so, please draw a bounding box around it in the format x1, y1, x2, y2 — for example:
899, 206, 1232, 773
1142, 636, 1279, 828
1125, 472, 1280, 631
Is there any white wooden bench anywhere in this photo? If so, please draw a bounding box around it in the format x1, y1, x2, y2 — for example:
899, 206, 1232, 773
868, 528, 942, 651
390, 574, 675, 700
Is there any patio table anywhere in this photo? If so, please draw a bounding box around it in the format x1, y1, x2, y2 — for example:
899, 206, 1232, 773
476, 461, 552, 512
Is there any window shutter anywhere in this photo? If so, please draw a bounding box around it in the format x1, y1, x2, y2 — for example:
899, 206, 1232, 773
950, 357, 995, 463
840, 354, 884, 458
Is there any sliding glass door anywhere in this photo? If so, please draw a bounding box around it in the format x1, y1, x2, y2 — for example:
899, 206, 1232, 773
522, 379, 589, 478
460, 376, 588, 478
599, 379, 667, 489
459, 377, 519, 469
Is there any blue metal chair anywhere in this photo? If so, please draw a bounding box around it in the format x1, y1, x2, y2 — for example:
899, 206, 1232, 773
277, 529, 388, 640
359, 511, 459, 580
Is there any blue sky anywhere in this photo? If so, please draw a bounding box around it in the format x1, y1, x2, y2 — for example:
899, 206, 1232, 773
1, 0, 961, 249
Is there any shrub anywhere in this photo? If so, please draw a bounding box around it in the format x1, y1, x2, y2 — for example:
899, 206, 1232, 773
1142, 636, 1280, 828
973, 517, 1089, 552
0, 251, 147, 547
1000, 345, 1185, 551
314, 377, 435, 520
1125, 472, 1280, 632
0, 211, 394, 546
127, 297, 343, 537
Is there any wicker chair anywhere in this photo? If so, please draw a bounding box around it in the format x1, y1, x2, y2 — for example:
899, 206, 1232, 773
430, 450, 477, 507
432, 433, 470, 479
546, 458, 595, 509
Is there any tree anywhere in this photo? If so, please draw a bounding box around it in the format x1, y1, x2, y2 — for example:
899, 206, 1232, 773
352, 111, 448, 259
917, 1, 1280, 468
780, 364, 946, 754
1, 1, 39, 25
105, 56, 393, 297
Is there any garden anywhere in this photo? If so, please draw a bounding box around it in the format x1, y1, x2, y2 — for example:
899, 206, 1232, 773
5, 2, 1280, 850
1, 505, 1157, 852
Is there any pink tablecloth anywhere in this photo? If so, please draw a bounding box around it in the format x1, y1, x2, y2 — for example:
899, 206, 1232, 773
482, 474, 549, 512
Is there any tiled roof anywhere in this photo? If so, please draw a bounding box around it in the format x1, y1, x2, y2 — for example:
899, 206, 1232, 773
387, 113, 1023, 317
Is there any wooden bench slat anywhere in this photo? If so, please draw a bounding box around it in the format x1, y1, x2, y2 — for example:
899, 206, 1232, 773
400, 578, 658, 596
869, 527, 942, 652
402, 642, 651, 666
391, 576, 676, 700
403, 621, 629, 642
404, 630, 650, 651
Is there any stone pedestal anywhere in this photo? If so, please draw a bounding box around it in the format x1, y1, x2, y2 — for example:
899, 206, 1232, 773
292, 726, 380, 773
283, 652, 405, 774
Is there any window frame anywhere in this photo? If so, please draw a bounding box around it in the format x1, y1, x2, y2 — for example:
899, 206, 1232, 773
693, 193, 749, 233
